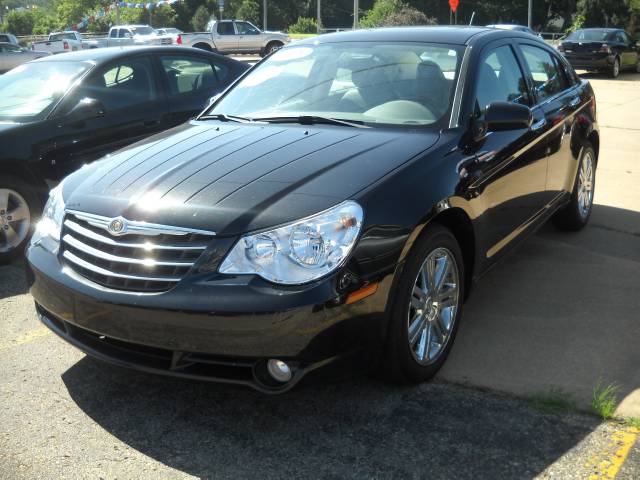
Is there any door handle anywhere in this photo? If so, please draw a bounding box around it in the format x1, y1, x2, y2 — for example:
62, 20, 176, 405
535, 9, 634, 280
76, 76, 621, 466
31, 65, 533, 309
569, 97, 581, 108
531, 118, 547, 131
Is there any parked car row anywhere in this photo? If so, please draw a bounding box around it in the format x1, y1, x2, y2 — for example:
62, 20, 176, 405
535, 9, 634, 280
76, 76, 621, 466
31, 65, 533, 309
1, 27, 600, 393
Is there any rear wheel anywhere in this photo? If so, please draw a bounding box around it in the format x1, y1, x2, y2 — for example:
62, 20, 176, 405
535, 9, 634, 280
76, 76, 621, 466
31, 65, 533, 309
610, 57, 620, 78
383, 225, 464, 383
193, 43, 212, 52
552, 144, 596, 231
0, 175, 40, 264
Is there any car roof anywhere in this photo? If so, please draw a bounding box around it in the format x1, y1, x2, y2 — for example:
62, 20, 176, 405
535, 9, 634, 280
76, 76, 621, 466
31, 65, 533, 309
296, 26, 536, 46
29, 45, 240, 64
573, 28, 621, 32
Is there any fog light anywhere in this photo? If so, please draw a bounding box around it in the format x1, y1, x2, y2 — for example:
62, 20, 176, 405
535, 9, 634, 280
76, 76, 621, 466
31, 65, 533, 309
267, 359, 292, 383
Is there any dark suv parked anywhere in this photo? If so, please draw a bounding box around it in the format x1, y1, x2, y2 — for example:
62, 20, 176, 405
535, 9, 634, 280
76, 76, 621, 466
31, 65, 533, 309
0, 46, 248, 262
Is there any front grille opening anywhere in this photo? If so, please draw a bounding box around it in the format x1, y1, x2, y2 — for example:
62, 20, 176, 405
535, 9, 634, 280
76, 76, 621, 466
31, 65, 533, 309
60, 212, 214, 293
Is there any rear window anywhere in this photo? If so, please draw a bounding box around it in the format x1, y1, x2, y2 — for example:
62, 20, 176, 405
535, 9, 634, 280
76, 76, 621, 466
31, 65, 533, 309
566, 30, 613, 42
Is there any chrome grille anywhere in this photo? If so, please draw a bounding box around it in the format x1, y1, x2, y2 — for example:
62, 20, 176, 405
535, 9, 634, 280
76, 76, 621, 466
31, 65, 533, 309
60, 211, 215, 293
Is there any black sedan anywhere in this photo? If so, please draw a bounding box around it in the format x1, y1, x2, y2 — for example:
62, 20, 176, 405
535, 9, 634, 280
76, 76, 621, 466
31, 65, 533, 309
0, 46, 248, 261
558, 28, 640, 77
27, 27, 599, 393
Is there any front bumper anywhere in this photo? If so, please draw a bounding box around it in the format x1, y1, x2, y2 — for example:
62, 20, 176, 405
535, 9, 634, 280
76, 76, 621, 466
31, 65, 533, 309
26, 242, 392, 392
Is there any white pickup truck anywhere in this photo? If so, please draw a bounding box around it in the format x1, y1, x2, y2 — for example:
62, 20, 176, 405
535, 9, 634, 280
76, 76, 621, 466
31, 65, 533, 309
176, 20, 290, 56
83, 25, 173, 49
31, 31, 84, 54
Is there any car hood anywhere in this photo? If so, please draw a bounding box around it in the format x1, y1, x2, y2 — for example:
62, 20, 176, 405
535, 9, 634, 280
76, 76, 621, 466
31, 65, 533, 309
63, 121, 439, 236
0, 122, 24, 134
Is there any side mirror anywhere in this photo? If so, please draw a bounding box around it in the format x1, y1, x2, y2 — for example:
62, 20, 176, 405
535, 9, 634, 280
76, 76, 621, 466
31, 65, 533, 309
485, 102, 532, 132
64, 98, 106, 126
125, 32, 133, 39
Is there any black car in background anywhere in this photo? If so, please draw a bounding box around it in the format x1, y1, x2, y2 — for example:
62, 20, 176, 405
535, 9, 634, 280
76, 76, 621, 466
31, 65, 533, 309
558, 28, 640, 77
27, 27, 599, 393
0, 46, 248, 261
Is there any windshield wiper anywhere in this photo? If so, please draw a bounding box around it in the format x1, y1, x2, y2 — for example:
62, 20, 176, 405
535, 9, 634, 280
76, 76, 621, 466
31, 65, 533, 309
253, 115, 369, 128
199, 113, 256, 123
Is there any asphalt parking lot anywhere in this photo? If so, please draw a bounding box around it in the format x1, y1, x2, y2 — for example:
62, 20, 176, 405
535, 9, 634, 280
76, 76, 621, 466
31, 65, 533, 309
1, 72, 639, 479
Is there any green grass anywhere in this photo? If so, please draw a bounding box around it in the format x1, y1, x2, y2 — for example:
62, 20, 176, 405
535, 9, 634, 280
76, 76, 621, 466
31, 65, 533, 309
591, 382, 619, 420
625, 417, 640, 429
529, 389, 577, 414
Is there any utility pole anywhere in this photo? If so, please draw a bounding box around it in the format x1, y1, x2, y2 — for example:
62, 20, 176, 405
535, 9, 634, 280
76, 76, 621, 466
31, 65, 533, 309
353, 0, 358, 29
528, 0, 532, 28
263, 0, 267, 30
317, 0, 321, 34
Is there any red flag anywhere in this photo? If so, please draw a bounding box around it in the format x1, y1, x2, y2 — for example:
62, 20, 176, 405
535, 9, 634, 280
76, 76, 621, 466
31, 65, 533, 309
449, 0, 459, 13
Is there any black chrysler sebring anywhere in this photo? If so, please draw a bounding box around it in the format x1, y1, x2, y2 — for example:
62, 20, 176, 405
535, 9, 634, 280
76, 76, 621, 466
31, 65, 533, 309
27, 27, 599, 393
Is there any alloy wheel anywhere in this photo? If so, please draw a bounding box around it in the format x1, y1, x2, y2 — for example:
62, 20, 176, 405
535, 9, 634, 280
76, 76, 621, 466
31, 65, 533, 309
407, 247, 460, 366
0, 188, 31, 253
613, 58, 620, 78
577, 151, 594, 218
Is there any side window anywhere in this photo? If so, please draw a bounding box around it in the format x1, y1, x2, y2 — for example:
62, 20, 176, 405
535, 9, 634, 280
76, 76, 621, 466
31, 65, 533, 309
160, 56, 220, 96
621, 32, 632, 44
217, 22, 235, 35
521, 45, 569, 104
79, 57, 158, 111
109, 29, 118, 38
236, 22, 259, 35
119, 29, 130, 38
475, 45, 529, 117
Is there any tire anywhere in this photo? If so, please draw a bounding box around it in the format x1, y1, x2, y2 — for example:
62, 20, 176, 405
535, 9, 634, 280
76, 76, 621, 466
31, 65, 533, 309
383, 224, 465, 384
193, 43, 212, 52
636, 58, 640, 74
0, 175, 41, 264
261, 41, 283, 57
552, 144, 596, 231
610, 57, 620, 78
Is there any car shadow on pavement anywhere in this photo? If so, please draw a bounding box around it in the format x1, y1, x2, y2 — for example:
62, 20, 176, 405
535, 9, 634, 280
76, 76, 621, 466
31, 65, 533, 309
439, 203, 640, 417
61, 357, 599, 479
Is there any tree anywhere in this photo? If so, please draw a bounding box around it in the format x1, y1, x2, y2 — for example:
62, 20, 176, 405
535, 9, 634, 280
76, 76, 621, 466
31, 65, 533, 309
191, 4, 211, 31
2, 10, 36, 35
288, 16, 317, 33
235, 0, 260, 25
380, 6, 436, 26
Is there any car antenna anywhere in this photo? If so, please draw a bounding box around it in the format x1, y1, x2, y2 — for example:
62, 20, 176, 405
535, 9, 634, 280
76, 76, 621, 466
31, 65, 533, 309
469, 12, 476, 26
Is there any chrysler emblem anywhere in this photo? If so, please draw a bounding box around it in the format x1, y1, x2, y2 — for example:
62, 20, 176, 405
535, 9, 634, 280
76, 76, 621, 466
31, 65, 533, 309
108, 218, 125, 235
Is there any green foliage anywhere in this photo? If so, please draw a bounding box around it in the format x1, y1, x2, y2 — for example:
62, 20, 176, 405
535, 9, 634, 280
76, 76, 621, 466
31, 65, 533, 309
191, 5, 211, 31
360, 0, 404, 28
567, 13, 586, 32
235, 0, 260, 25
32, 11, 58, 35
288, 16, 317, 34
380, 6, 436, 26
625, 417, 640, 429
1, 10, 36, 35
591, 382, 619, 420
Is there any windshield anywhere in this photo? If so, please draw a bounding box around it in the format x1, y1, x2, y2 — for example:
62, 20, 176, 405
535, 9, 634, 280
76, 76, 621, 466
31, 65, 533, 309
0, 61, 90, 121
566, 30, 612, 42
208, 41, 463, 127
130, 26, 155, 36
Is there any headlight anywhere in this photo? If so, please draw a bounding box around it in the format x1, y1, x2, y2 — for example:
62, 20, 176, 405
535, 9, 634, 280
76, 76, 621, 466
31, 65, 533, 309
219, 201, 363, 285
31, 183, 65, 248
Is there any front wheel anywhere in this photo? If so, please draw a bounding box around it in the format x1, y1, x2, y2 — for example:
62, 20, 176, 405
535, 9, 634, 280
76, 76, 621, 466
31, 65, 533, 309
383, 225, 464, 384
552, 144, 596, 231
0, 175, 40, 264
